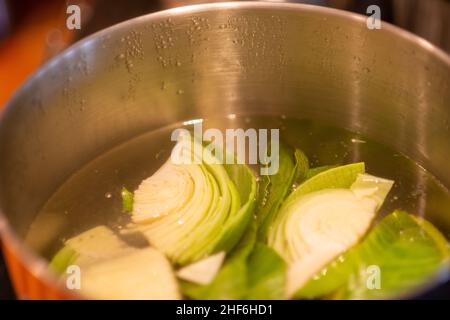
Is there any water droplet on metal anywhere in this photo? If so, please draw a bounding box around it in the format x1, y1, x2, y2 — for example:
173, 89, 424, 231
351, 138, 366, 144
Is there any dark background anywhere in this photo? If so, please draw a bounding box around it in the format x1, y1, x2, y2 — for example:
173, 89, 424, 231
0, 251, 14, 299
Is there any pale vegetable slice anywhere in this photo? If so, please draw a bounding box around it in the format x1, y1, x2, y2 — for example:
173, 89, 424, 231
176, 251, 226, 285
50, 246, 78, 274
267, 163, 365, 260
267, 166, 394, 297
296, 211, 450, 299
50, 226, 181, 300
267, 163, 366, 254
128, 135, 257, 266
50, 226, 132, 272
286, 162, 366, 203
213, 162, 257, 254
132, 161, 195, 223
80, 247, 180, 300
283, 189, 381, 296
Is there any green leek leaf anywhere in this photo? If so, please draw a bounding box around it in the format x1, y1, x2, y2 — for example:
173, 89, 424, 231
130, 136, 257, 266
246, 243, 287, 300
304, 165, 338, 181
257, 145, 309, 240
296, 210, 450, 299
267, 164, 394, 296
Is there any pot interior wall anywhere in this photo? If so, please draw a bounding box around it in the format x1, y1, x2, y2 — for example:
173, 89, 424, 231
0, 4, 449, 241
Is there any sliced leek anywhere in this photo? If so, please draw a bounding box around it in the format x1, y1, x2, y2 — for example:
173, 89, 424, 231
81, 247, 180, 300
50, 226, 180, 300
267, 165, 394, 296
50, 226, 132, 272
296, 211, 450, 299
128, 135, 257, 265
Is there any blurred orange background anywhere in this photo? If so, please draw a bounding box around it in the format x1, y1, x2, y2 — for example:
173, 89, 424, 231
0, 1, 76, 109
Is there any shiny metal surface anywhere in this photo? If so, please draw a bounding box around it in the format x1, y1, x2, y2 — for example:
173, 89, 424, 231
0, 2, 449, 298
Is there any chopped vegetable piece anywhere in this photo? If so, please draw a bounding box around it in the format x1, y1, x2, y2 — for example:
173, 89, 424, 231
267, 167, 393, 296
285, 162, 365, 204
129, 135, 257, 266
296, 211, 450, 299
50, 226, 132, 272
50, 226, 180, 300
81, 247, 180, 300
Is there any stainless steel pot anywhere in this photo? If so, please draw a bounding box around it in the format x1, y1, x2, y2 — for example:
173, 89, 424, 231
0, 2, 449, 299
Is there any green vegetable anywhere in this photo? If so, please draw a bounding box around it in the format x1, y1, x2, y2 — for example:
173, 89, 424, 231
180, 220, 257, 299
181, 146, 305, 299
267, 163, 367, 259
121, 187, 134, 213
130, 135, 257, 265
267, 165, 394, 296
196, 258, 248, 300
285, 162, 365, 204
214, 162, 257, 254
50, 246, 77, 274
50, 133, 450, 301
303, 165, 338, 181
246, 243, 287, 300
256, 145, 309, 240
296, 210, 450, 299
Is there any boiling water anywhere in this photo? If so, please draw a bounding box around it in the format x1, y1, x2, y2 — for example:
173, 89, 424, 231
26, 116, 450, 259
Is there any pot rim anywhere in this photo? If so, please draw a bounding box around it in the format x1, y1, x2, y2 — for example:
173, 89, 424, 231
0, 1, 449, 299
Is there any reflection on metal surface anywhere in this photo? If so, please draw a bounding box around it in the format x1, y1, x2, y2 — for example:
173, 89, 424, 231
75, 1, 450, 53
0, 2, 449, 299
